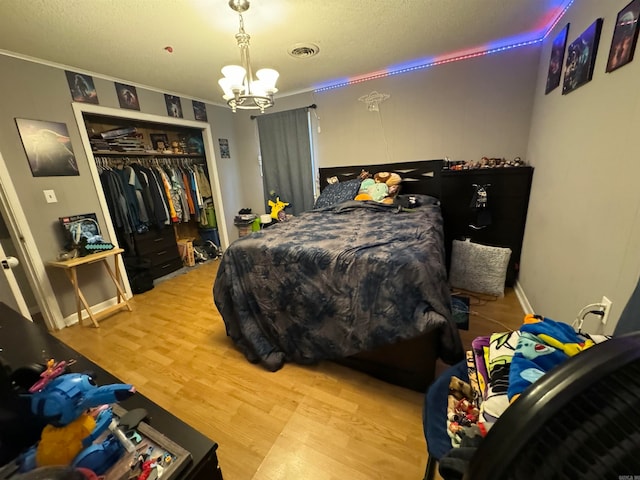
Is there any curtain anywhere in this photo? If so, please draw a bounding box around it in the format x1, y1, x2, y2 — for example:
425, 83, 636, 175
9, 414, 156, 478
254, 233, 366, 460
256, 108, 314, 216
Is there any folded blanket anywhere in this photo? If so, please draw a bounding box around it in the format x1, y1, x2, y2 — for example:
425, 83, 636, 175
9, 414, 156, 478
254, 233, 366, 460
471, 336, 490, 399
508, 315, 605, 401
481, 330, 521, 421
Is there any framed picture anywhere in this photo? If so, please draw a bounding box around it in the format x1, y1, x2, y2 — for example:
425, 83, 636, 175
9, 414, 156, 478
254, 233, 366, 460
15, 118, 79, 177
65, 71, 99, 104
545, 24, 570, 94
606, 0, 640, 72
58, 213, 102, 249
115, 82, 140, 110
165, 94, 183, 118
150, 133, 169, 151
193, 100, 208, 122
218, 138, 230, 158
562, 19, 603, 95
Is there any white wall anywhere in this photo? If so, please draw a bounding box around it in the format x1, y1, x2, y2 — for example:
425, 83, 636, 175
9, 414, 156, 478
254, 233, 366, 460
232, 45, 541, 224
522, 0, 640, 333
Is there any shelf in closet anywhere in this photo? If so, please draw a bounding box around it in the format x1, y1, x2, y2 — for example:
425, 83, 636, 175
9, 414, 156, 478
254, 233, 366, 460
91, 150, 204, 158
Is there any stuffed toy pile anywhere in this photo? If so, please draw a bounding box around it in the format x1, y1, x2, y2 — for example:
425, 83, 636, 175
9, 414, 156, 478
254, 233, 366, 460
354, 171, 402, 204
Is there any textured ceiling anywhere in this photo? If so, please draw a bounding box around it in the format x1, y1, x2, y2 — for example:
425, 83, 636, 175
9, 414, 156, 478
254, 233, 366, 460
0, 0, 572, 104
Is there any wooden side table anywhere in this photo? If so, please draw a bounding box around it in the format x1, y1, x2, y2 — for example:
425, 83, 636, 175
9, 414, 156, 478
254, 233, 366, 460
47, 247, 132, 327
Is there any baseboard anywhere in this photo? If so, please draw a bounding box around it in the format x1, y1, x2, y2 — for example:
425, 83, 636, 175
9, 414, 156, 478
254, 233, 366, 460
62, 296, 127, 327
514, 280, 534, 314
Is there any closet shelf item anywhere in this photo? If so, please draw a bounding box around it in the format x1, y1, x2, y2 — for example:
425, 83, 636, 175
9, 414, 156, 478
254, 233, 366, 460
92, 150, 204, 158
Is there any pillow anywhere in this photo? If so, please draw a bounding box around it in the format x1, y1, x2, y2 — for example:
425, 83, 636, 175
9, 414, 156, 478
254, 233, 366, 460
314, 178, 361, 209
449, 240, 512, 297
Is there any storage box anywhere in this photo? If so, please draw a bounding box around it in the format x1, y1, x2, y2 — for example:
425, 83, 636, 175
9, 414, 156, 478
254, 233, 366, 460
199, 227, 220, 247
177, 238, 195, 267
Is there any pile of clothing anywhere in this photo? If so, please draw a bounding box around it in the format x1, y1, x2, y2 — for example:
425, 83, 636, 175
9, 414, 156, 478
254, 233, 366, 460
439, 314, 609, 479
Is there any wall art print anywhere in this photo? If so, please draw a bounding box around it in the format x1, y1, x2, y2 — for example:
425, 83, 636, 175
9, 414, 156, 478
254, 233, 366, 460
562, 19, 603, 95
545, 24, 570, 94
15, 118, 79, 177
193, 100, 208, 122
115, 83, 140, 110
165, 95, 183, 118
606, 0, 640, 73
218, 138, 230, 158
65, 71, 99, 104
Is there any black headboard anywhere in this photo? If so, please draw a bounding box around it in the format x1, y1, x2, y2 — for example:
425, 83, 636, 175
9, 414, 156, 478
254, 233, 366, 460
318, 159, 444, 198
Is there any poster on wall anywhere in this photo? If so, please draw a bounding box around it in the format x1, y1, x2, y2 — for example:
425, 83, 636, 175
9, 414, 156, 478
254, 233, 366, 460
545, 23, 570, 94
115, 82, 140, 110
15, 118, 79, 177
193, 100, 208, 122
165, 95, 183, 118
562, 19, 603, 95
65, 71, 99, 104
606, 0, 640, 73
218, 138, 230, 158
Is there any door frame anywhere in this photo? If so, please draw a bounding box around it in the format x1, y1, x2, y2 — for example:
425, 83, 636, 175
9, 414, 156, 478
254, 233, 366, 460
70, 103, 230, 290
0, 238, 31, 319
0, 150, 64, 330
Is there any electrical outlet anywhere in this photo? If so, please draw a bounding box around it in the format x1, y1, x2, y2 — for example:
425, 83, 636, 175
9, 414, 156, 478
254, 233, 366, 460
601, 296, 612, 325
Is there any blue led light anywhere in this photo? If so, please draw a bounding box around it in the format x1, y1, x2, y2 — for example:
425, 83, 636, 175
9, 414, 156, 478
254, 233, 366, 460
314, 1, 573, 93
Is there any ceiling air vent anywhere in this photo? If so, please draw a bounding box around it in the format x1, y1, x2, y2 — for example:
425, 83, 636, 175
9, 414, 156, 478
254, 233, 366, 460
288, 43, 320, 59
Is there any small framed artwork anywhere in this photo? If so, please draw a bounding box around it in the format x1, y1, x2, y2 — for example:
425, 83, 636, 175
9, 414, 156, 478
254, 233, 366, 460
115, 83, 140, 110
218, 138, 230, 158
562, 19, 603, 95
545, 24, 570, 94
606, 0, 640, 73
193, 100, 208, 122
165, 94, 183, 118
15, 118, 79, 177
150, 133, 169, 151
65, 71, 99, 104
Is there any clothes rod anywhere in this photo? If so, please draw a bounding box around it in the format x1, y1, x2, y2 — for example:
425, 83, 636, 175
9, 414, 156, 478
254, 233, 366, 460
250, 104, 317, 120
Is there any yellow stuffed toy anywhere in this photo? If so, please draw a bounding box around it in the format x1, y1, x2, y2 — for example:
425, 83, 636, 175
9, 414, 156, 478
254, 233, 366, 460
268, 197, 289, 220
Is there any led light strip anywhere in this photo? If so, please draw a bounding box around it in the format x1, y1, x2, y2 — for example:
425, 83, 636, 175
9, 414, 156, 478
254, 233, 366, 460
314, 0, 574, 93
543, 0, 575, 39
315, 39, 542, 92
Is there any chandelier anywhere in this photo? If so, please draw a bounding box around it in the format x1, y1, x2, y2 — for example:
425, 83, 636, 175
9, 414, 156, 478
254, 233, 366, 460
218, 0, 279, 113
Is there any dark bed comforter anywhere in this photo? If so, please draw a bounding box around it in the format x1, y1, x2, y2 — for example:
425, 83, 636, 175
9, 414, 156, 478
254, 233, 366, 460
213, 196, 463, 371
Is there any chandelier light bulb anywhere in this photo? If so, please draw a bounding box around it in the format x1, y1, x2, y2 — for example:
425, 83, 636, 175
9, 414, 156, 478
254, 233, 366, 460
218, 0, 278, 113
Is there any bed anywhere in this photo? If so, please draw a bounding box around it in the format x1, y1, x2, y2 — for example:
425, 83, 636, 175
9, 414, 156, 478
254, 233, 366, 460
213, 160, 463, 391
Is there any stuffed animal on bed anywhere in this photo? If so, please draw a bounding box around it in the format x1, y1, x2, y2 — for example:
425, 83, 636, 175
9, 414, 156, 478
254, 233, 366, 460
268, 197, 289, 221
355, 171, 402, 204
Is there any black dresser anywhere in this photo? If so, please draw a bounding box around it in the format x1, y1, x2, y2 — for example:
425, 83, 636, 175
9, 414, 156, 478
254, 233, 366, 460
0, 303, 224, 480
134, 226, 183, 279
440, 166, 533, 286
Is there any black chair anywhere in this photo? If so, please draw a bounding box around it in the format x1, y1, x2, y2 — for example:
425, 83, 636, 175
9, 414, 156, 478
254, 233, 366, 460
425, 332, 640, 479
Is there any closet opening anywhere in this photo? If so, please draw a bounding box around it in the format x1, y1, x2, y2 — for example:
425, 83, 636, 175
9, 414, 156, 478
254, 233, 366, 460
72, 104, 229, 297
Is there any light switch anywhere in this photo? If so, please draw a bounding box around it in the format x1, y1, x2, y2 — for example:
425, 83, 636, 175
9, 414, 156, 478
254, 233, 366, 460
43, 189, 57, 203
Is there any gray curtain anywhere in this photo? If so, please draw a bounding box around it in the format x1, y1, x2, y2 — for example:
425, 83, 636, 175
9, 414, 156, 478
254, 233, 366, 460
256, 108, 314, 216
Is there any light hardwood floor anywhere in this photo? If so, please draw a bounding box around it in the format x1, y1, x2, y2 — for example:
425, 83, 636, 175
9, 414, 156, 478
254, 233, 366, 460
53, 260, 525, 480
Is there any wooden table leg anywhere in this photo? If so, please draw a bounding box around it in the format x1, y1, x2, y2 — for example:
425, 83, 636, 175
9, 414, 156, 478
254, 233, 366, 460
65, 268, 100, 328
102, 258, 132, 312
